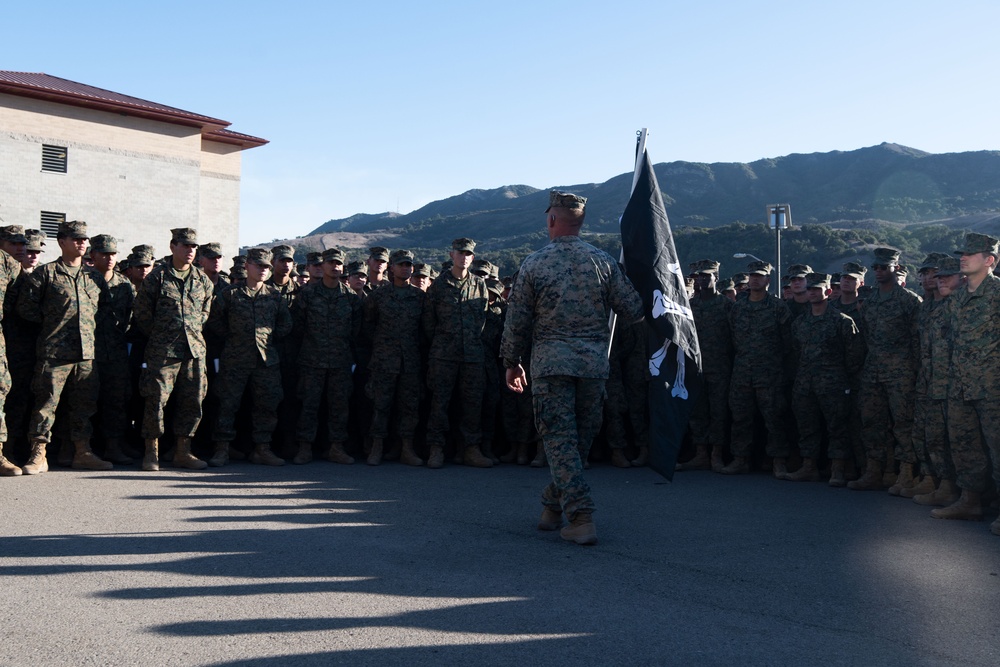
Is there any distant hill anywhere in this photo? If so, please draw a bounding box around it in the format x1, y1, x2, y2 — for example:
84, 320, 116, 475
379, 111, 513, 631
298, 143, 1000, 248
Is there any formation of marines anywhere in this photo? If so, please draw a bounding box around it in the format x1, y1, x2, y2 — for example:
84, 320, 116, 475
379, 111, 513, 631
679, 237, 1000, 539
0, 214, 996, 541
0, 220, 593, 484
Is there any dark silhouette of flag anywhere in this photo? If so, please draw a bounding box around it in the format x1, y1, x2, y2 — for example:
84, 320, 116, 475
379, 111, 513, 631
620, 149, 702, 480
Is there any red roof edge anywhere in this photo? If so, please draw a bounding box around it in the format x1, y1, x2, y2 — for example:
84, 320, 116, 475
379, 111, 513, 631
204, 128, 269, 149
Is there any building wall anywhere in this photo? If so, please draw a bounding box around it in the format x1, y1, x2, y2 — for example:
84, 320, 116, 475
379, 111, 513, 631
0, 92, 243, 265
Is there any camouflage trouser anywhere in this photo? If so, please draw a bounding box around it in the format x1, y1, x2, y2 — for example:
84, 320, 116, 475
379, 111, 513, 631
946, 397, 1000, 493
140, 357, 207, 439
501, 380, 534, 445
792, 388, 850, 459
860, 378, 915, 464
913, 397, 953, 481
425, 359, 484, 449
367, 370, 420, 439
4, 355, 34, 446
296, 365, 353, 444
729, 382, 789, 458
533, 376, 603, 520
29, 359, 98, 443
214, 363, 282, 444
482, 361, 501, 442
0, 352, 11, 443
689, 373, 729, 449
97, 358, 132, 439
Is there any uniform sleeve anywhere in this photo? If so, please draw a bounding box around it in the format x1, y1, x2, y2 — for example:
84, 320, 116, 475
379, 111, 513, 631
842, 315, 864, 377
206, 288, 229, 339
132, 273, 157, 337
608, 261, 643, 324
499, 269, 534, 367
421, 280, 438, 343
274, 297, 293, 340
16, 269, 45, 323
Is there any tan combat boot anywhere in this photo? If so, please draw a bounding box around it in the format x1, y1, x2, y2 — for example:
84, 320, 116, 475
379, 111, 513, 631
675, 445, 709, 471
847, 459, 883, 490
930, 489, 983, 521
499, 443, 519, 464
560, 511, 597, 545
901, 474, 935, 499
293, 441, 313, 465
537, 507, 562, 531
828, 459, 847, 487
710, 447, 724, 473
481, 437, 499, 464
720, 456, 749, 475
367, 438, 384, 466
208, 442, 229, 467
399, 438, 423, 467
913, 479, 959, 507
142, 438, 160, 472
426, 445, 444, 469
22, 439, 49, 475
463, 444, 494, 468
0, 449, 22, 477
611, 449, 632, 468
530, 446, 547, 468
631, 446, 649, 467
772, 457, 789, 480
72, 440, 113, 471
326, 442, 354, 465
786, 457, 819, 482
173, 436, 207, 470
888, 461, 916, 496
913, 479, 961, 507
102, 438, 134, 465
250, 443, 285, 466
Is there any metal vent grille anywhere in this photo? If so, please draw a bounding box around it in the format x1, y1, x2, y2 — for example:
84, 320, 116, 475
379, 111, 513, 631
40, 211, 65, 236
41, 145, 67, 173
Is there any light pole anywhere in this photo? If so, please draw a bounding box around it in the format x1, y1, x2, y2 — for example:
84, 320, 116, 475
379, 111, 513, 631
733, 252, 763, 263
767, 204, 792, 297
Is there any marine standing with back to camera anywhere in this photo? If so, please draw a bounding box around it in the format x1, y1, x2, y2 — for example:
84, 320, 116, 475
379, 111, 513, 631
501, 191, 643, 546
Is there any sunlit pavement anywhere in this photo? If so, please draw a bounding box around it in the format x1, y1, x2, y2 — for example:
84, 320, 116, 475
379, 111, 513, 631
1, 460, 997, 666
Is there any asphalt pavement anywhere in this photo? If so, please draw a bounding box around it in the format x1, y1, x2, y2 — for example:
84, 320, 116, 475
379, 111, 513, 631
1, 458, 998, 666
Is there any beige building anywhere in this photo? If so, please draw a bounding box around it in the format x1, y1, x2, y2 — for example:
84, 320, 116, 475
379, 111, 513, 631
0, 71, 266, 262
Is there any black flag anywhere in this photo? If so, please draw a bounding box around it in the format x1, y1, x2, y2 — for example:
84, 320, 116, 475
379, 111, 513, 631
620, 149, 702, 480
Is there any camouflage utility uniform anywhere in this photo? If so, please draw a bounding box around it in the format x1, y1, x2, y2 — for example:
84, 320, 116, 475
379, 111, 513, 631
501, 234, 642, 520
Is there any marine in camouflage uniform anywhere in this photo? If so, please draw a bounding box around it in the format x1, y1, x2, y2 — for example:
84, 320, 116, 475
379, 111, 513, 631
911, 256, 961, 507
266, 244, 301, 457
18, 220, 110, 474
472, 259, 506, 464
678, 259, 732, 472
786, 273, 864, 485
1, 226, 37, 467
90, 234, 136, 464
207, 248, 292, 467
0, 245, 23, 476
933, 234, 1000, 532
363, 249, 425, 466
848, 248, 922, 491
194, 242, 231, 457
603, 313, 649, 467
830, 261, 868, 469
723, 260, 793, 477
132, 228, 216, 471
501, 191, 643, 545
291, 247, 363, 464
422, 237, 491, 469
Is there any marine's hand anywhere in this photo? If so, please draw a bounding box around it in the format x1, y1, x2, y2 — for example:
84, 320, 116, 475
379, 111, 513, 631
505, 365, 527, 393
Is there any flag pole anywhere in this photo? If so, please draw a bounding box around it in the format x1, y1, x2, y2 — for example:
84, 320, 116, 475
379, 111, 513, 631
609, 128, 649, 356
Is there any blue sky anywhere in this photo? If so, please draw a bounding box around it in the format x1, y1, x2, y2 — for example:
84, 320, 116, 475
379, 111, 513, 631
5, 1, 997, 245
